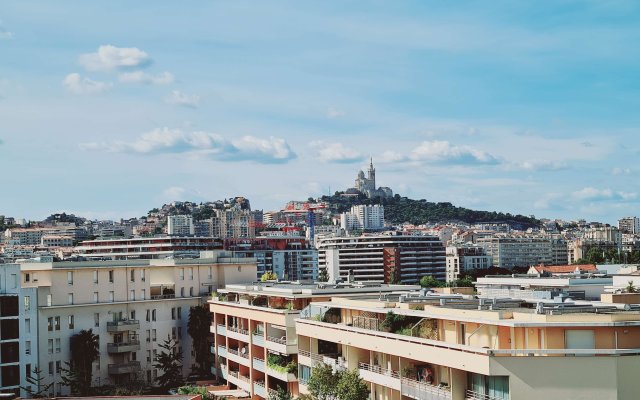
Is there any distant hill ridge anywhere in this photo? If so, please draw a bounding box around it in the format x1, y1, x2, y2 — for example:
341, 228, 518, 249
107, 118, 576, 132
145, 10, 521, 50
320, 193, 540, 229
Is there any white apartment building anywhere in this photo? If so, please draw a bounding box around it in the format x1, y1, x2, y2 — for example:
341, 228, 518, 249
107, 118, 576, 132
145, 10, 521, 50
619, 217, 640, 234
445, 245, 492, 282
476, 236, 568, 269
167, 215, 195, 236
41, 235, 74, 248
340, 205, 384, 232
15, 251, 257, 397
583, 226, 622, 245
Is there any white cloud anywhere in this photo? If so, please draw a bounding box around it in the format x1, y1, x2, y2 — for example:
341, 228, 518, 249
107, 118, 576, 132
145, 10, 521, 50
79, 45, 151, 72
572, 187, 637, 202
118, 71, 174, 85
63, 73, 112, 94
0, 21, 13, 39
612, 167, 633, 175
378, 150, 406, 163
326, 107, 346, 119
409, 140, 498, 165
80, 128, 296, 164
164, 90, 201, 108
310, 141, 362, 163
508, 159, 568, 171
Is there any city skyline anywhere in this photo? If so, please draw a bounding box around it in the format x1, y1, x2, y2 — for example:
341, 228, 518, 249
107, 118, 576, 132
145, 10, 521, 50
1, 1, 640, 223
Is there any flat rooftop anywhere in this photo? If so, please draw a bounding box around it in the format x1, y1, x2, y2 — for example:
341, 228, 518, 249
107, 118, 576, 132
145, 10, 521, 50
220, 281, 421, 298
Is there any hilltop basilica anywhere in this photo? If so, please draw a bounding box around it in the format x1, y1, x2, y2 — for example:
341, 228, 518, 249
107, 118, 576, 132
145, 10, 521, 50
347, 159, 393, 199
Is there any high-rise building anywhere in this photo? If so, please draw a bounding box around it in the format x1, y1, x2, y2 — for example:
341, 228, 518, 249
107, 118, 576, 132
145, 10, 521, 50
618, 217, 640, 234
476, 236, 568, 269
317, 234, 446, 283
340, 205, 384, 232
167, 215, 195, 236
445, 245, 492, 282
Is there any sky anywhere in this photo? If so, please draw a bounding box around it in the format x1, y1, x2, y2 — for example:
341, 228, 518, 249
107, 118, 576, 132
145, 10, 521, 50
1, 1, 639, 223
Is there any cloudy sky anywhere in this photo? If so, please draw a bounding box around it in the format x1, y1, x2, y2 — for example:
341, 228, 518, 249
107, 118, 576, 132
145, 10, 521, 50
1, 1, 639, 222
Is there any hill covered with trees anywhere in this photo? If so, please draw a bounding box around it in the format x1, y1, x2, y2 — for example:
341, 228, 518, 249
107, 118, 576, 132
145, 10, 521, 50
320, 193, 540, 229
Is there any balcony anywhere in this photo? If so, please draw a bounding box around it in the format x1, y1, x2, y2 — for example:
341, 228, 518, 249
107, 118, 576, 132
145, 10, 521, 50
106, 319, 140, 332
253, 381, 267, 398
401, 377, 452, 400
107, 340, 141, 353
108, 361, 141, 375
266, 335, 297, 354
267, 365, 297, 382
227, 326, 249, 342
217, 345, 227, 358
227, 370, 251, 392
465, 390, 505, 400
227, 347, 250, 367
253, 357, 266, 372
216, 324, 227, 336
358, 362, 400, 391
252, 332, 265, 347
298, 350, 345, 370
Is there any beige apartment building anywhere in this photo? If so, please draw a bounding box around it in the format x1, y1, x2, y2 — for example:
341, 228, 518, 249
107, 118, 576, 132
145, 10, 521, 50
294, 291, 640, 400
208, 282, 417, 399
18, 251, 256, 397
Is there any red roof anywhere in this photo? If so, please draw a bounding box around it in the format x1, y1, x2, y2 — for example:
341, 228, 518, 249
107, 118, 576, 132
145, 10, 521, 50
532, 264, 597, 274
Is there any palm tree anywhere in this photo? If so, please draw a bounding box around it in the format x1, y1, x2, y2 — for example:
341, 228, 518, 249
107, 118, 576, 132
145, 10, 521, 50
62, 329, 99, 395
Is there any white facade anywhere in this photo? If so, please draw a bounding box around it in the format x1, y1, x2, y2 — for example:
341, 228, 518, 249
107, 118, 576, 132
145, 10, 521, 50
618, 217, 640, 234
167, 215, 195, 236
16, 253, 257, 397
477, 236, 568, 269
445, 245, 492, 282
339, 205, 384, 232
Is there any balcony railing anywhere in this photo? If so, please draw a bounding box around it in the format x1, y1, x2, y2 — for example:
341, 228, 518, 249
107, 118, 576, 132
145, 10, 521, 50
401, 377, 452, 400
227, 347, 249, 359
465, 390, 507, 400
253, 357, 266, 372
106, 319, 140, 332
267, 335, 287, 344
227, 326, 249, 336
108, 361, 141, 375
358, 362, 399, 379
298, 350, 346, 368
107, 340, 141, 353
252, 332, 265, 346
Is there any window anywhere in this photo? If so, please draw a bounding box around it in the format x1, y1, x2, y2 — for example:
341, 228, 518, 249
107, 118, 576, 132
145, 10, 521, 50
67, 271, 73, 285
32, 272, 38, 282
68, 315, 74, 329
141, 269, 146, 282
109, 291, 114, 302
25, 319, 31, 334
54, 316, 60, 330
130, 269, 135, 282
47, 317, 53, 331
153, 349, 157, 361
152, 329, 157, 342
131, 351, 137, 361
130, 290, 135, 301
179, 268, 185, 280
189, 268, 193, 280
25, 363, 31, 377
180, 287, 185, 297
178, 327, 182, 339
68, 293, 73, 305
108, 270, 114, 283
93, 292, 99, 303
48, 361, 53, 375
146, 329, 151, 342
47, 339, 53, 354
141, 289, 146, 300
24, 273, 30, 283
189, 287, 194, 297
172, 327, 177, 339
468, 374, 509, 400
147, 350, 151, 362
46, 294, 52, 307
24, 296, 30, 311
94, 313, 100, 327
130, 310, 136, 320
25, 341, 31, 355
146, 309, 150, 322
152, 309, 156, 321
207, 266, 212, 279
93, 270, 99, 284
55, 361, 61, 374
55, 338, 61, 353
171, 308, 176, 320
177, 307, 182, 320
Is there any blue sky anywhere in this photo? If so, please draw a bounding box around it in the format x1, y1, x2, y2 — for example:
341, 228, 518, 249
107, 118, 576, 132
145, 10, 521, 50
1, 1, 639, 223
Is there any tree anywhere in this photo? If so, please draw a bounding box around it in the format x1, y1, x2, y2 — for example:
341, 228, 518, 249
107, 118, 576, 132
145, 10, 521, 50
419, 275, 442, 288
188, 305, 213, 376
270, 386, 294, 400
335, 369, 369, 400
21, 366, 53, 398
261, 271, 278, 281
626, 281, 637, 293
61, 329, 100, 395
154, 336, 184, 390
317, 269, 329, 282
307, 363, 340, 400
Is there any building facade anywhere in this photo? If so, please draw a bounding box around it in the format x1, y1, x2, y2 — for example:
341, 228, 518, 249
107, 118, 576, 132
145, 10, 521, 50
445, 245, 492, 282
75, 236, 223, 260
619, 217, 640, 235
317, 235, 446, 283
476, 236, 568, 269
340, 205, 385, 232
167, 215, 195, 236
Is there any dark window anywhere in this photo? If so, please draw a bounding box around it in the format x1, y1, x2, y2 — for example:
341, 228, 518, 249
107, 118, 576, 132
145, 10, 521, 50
0, 320, 19, 340
0, 297, 18, 317
1, 342, 19, 363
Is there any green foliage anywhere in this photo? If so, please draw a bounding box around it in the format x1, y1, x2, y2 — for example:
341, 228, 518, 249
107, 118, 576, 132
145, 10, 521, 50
320, 193, 540, 228
178, 385, 215, 399
419, 275, 443, 288
154, 336, 184, 390
61, 329, 100, 396
188, 305, 213, 376
308, 363, 340, 400
626, 281, 637, 293
21, 366, 53, 398
270, 387, 294, 400
335, 369, 370, 400
261, 271, 278, 281
317, 269, 329, 282
381, 311, 407, 332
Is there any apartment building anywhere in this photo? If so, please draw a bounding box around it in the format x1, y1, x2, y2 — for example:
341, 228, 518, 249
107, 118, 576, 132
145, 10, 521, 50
340, 205, 385, 232
476, 236, 568, 269
208, 282, 417, 399
317, 235, 446, 284
295, 291, 640, 400
619, 217, 640, 235
0, 264, 38, 397
167, 215, 195, 236
445, 245, 492, 282
75, 236, 223, 260
16, 251, 257, 397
